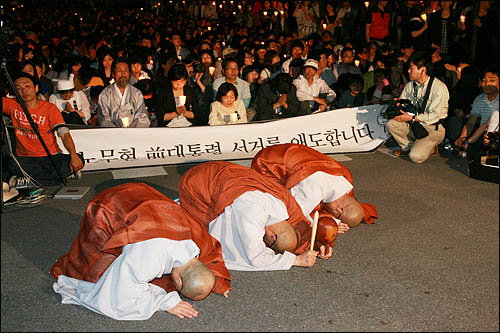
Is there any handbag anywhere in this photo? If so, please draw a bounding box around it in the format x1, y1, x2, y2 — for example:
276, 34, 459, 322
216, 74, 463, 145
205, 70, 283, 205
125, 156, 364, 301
410, 121, 429, 139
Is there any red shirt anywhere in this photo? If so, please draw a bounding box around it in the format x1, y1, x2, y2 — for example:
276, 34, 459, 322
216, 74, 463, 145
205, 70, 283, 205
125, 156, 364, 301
3, 97, 64, 157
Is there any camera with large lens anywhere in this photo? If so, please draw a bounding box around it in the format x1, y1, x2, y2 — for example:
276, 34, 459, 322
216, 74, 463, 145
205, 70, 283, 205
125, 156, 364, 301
382, 99, 418, 119
192, 62, 205, 73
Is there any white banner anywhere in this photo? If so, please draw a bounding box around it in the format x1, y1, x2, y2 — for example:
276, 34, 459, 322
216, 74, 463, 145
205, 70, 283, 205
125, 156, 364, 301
67, 105, 389, 171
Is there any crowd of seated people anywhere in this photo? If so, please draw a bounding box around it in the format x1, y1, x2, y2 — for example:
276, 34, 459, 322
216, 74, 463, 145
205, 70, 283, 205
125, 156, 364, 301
1, 0, 499, 166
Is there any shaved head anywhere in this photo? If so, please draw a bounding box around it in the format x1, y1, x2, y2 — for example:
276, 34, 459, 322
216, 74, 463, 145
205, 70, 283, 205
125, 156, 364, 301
172, 258, 215, 301
264, 221, 299, 253
326, 194, 363, 227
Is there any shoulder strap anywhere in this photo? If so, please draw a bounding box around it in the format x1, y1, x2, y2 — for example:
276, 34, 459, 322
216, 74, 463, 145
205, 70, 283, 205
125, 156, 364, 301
419, 76, 434, 114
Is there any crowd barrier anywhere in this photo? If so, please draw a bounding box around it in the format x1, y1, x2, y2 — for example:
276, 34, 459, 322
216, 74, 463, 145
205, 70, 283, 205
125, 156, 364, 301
64, 104, 389, 171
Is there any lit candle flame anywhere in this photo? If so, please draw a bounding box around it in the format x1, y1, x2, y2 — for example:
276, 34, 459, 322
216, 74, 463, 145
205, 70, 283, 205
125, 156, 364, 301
209, 66, 215, 75
421, 13, 427, 21
364, 2, 369, 8
323, 23, 327, 30
121, 117, 129, 128
355, 60, 360, 67
460, 15, 465, 23
179, 96, 186, 106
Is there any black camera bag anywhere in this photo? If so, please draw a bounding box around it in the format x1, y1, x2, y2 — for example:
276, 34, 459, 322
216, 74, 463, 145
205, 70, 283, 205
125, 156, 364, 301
410, 76, 435, 139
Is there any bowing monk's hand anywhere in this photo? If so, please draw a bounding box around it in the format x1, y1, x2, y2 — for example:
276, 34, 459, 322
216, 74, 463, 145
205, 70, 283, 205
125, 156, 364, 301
338, 222, 350, 234
223, 289, 230, 298
294, 250, 318, 267
318, 245, 333, 260
167, 300, 198, 319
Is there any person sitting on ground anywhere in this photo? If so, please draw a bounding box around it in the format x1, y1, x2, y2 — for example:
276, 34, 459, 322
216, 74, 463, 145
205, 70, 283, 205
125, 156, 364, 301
155, 64, 200, 127
97, 57, 150, 128
128, 52, 151, 86
3, 73, 84, 188
212, 57, 252, 110
50, 183, 231, 320
293, 59, 336, 113
336, 74, 366, 108
256, 72, 301, 120
455, 67, 499, 162
242, 64, 260, 122
49, 74, 91, 125
208, 82, 248, 126
179, 161, 321, 271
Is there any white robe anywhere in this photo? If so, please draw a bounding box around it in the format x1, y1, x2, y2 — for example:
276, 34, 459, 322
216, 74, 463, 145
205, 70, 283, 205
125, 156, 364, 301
290, 171, 353, 224
208, 191, 296, 271
53, 238, 199, 320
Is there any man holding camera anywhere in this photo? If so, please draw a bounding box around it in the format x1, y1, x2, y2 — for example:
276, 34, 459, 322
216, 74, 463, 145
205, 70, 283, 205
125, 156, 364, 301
387, 52, 449, 163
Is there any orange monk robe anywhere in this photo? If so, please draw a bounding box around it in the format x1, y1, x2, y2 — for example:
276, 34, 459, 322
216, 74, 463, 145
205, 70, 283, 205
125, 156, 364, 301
251, 143, 378, 224
50, 183, 231, 295
179, 161, 313, 254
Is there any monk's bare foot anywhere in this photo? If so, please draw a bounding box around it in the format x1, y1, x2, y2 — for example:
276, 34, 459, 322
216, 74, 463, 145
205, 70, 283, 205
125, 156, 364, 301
338, 222, 349, 234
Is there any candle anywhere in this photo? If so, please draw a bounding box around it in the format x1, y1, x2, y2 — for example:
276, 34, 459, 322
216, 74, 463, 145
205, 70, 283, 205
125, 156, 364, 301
179, 96, 186, 106
280, 10, 284, 15
238, 4, 242, 10
219, 4, 222, 9
222, 41, 226, 46
322, 23, 327, 30
355, 60, 360, 67
212, 1, 216, 5
207, 26, 212, 31
263, 11, 267, 16
364, 1, 369, 8
274, 11, 278, 16
121, 117, 129, 128
421, 13, 427, 21
460, 15, 465, 23
209, 66, 216, 75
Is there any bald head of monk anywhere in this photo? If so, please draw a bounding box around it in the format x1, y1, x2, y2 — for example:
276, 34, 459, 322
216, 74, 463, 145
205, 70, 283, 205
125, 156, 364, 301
325, 194, 363, 227
172, 258, 215, 301
263, 221, 299, 253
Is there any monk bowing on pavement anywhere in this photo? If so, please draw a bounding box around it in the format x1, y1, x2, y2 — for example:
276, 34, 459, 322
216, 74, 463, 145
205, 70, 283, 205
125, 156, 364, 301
50, 183, 231, 320
251, 143, 378, 256
179, 161, 321, 271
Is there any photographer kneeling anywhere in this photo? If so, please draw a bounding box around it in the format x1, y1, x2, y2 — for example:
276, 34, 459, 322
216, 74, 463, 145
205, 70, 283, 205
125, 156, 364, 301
387, 52, 449, 163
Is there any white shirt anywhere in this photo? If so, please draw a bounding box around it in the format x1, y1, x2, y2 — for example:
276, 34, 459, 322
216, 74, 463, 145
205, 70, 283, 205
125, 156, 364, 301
293, 75, 336, 102
290, 171, 353, 224
53, 238, 199, 320
399, 76, 449, 126
49, 90, 91, 123
488, 110, 499, 133
208, 191, 296, 271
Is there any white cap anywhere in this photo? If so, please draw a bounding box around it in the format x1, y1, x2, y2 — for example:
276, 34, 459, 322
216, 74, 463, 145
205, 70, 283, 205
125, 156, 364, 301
56, 74, 75, 91
304, 59, 318, 70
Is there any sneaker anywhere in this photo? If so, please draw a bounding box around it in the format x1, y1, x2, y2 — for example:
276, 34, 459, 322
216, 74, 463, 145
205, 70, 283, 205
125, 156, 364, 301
66, 170, 82, 181
8, 176, 36, 189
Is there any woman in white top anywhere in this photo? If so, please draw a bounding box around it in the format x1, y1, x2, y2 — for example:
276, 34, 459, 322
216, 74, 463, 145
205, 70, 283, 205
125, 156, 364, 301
209, 82, 248, 126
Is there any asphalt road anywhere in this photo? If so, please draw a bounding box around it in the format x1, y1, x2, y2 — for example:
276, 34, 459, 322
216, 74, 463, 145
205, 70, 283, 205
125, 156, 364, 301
1, 148, 498, 332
